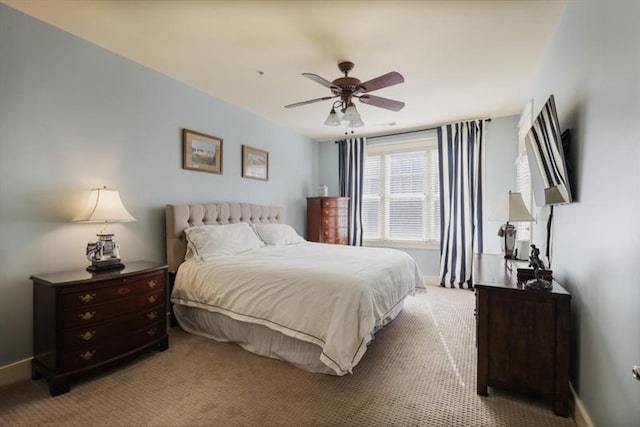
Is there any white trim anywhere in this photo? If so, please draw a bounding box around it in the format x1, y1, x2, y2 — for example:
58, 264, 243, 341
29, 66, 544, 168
0, 357, 32, 388
364, 239, 439, 250
423, 275, 440, 286
570, 382, 594, 427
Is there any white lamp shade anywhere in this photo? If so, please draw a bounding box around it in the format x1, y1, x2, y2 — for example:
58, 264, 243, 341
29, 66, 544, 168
324, 108, 341, 126
349, 116, 365, 128
343, 102, 360, 121
490, 191, 534, 222
74, 188, 136, 223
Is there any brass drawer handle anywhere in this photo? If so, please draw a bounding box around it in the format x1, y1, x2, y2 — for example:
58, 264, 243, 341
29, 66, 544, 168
146, 328, 158, 336
146, 311, 157, 320
323, 209, 329, 215
79, 350, 95, 361
78, 311, 96, 321
80, 330, 96, 341
147, 295, 157, 303
79, 293, 96, 303
117, 287, 131, 296
147, 280, 157, 289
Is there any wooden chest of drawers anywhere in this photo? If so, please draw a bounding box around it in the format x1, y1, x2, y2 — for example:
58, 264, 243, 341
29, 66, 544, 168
31, 261, 168, 396
474, 254, 571, 417
306, 197, 349, 245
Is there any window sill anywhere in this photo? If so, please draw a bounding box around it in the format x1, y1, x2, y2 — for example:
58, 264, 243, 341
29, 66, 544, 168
364, 240, 439, 250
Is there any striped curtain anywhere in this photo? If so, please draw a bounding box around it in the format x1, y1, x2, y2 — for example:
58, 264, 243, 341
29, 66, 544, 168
338, 137, 366, 246
437, 121, 484, 288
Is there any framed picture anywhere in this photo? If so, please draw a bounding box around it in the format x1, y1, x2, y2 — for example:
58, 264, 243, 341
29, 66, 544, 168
242, 145, 269, 181
182, 129, 223, 174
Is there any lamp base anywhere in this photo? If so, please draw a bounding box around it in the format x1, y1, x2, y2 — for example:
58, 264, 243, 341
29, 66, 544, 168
498, 223, 517, 258
87, 259, 125, 273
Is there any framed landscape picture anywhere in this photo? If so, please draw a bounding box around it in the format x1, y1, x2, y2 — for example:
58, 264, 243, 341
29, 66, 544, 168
183, 129, 223, 174
242, 145, 269, 181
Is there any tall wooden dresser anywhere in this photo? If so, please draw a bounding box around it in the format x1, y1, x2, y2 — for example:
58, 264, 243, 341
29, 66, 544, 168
306, 196, 349, 245
31, 261, 168, 396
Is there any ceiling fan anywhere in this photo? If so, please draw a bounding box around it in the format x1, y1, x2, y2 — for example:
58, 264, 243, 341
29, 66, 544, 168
285, 61, 405, 128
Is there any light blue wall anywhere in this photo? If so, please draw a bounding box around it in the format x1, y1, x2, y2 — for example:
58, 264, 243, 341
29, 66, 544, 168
527, 1, 640, 425
316, 116, 519, 276
0, 5, 318, 366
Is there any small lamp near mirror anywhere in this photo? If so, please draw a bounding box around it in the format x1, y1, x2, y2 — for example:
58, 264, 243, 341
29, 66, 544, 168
490, 191, 533, 259
73, 187, 136, 272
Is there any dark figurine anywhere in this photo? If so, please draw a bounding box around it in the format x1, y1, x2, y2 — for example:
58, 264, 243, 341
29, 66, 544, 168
525, 244, 552, 291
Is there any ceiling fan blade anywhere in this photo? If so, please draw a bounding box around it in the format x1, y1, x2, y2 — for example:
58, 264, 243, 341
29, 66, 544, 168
302, 73, 340, 90
355, 71, 404, 93
358, 94, 405, 112
284, 96, 337, 109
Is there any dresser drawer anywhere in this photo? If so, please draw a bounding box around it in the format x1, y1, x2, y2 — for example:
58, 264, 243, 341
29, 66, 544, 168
321, 207, 347, 217
63, 307, 164, 350
63, 289, 164, 329
321, 215, 348, 228
62, 321, 165, 371
321, 227, 347, 242
62, 272, 164, 308
321, 199, 348, 208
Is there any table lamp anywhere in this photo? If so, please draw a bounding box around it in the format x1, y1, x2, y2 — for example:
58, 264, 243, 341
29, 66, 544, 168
490, 191, 533, 259
74, 186, 136, 271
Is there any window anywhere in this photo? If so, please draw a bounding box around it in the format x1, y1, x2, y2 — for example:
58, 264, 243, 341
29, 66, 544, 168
362, 138, 440, 248
516, 100, 534, 241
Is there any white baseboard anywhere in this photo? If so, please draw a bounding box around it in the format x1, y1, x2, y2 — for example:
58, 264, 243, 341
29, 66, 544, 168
423, 275, 440, 286
0, 358, 32, 388
570, 382, 594, 427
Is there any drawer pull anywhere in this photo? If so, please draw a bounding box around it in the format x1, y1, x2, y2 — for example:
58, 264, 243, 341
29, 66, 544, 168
78, 311, 96, 321
79, 350, 95, 361
147, 311, 157, 320
147, 295, 158, 303
147, 280, 157, 289
78, 293, 96, 303
146, 328, 158, 337
117, 287, 131, 296
80, 330, 96, 341
324, 230, 329, 236
323, 209, 329, 215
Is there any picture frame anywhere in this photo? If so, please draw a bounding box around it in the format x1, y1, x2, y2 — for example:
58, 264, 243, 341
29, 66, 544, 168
182, 129, 223, 174
242, 145, 269, 181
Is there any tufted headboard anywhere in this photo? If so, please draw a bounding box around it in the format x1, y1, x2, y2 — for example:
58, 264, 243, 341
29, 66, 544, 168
165, 202, 285, 273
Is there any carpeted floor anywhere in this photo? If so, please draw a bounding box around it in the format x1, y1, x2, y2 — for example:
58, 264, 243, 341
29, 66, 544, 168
0, 286, 575, 426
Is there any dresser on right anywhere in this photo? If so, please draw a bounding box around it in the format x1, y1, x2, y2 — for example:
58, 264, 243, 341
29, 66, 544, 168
474, 254, 571, 417
306, 197, 349, 245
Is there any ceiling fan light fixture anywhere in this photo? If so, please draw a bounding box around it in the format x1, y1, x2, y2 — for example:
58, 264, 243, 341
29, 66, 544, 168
324, 107, 342, 126
349, 116, 365, 128
343, 102, 360, 121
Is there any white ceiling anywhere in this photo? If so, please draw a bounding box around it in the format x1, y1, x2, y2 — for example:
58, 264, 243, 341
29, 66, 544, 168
3, 0, 566, 141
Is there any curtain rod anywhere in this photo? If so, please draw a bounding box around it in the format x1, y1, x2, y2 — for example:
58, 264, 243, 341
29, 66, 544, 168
334, 118, 492, 143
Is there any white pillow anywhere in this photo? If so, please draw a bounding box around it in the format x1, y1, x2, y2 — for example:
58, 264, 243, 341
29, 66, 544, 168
253, 223, 305, 246
185, 222, 264, 261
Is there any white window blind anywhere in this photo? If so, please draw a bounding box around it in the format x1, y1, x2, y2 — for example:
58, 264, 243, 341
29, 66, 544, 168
516, 100, 534, 241
362, 138, 440, 246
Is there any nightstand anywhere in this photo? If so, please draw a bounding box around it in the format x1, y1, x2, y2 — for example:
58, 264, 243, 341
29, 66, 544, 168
31, 261, 169, 396
474, 254, 571, 417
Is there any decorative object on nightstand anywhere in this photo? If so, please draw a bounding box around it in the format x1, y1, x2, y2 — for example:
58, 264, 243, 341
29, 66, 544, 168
490, 191, 534, 259
31, 261, 168, 396
318, 184, 328, 196
73, 187, 136, 272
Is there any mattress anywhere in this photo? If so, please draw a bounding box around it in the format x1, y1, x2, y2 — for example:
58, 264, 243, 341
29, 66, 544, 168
171, 242, 424, 374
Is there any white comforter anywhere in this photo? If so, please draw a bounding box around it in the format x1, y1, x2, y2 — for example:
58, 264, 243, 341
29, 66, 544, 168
171, 242, 424, 375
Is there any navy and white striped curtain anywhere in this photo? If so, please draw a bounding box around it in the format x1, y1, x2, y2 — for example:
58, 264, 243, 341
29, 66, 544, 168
438, 121, 484, 288
338, 137, 366, 246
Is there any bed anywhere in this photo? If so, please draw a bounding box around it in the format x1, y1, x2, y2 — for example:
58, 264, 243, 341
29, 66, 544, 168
166, 202, 424, 375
